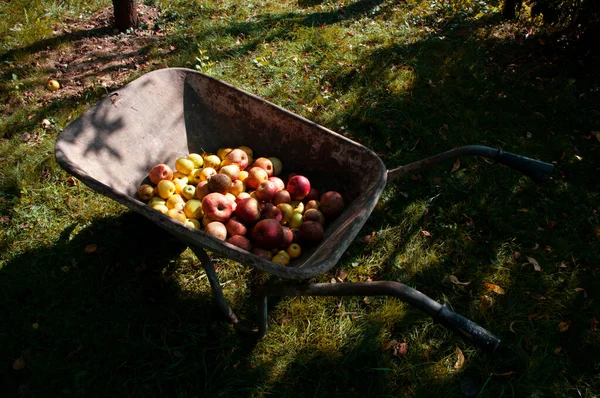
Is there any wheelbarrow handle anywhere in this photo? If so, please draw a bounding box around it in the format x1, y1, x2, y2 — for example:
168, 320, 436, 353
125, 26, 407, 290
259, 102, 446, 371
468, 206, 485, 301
434, 304, 501, 353
387, 145, 554, 183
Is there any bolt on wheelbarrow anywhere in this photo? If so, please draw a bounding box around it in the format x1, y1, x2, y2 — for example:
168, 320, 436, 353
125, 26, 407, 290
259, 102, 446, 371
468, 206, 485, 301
55, 68, 554, 353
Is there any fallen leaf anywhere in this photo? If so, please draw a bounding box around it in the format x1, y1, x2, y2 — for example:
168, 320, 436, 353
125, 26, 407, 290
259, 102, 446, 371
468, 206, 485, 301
383, 340, 408, 357
454, 347, 465, 369
67, 177, 78, 186
451, 158, 461, 173
527, 256, 541, 271
531, 243, 539, 250
446, 275, 471, 285
509, 321, 517, 333
491, 371, 515, 379
13, 357, 26, 370
574, 288, 588, 299
61, 266, 70, 272
554, 346, 562, 355
485, 283, 505, 295
362, 231, 376, 242
575, 155, 583, 161
480, 295, 493, 310
336, 269, 348, 282
84, 244, 97, 253
0, 216, 9, 223
32, 323, 39, 329
363, 296, 373, 304
421, 230, 431, 237
557, 320, 572, 332
330, 277, 337, 284
386, 140, 391, 148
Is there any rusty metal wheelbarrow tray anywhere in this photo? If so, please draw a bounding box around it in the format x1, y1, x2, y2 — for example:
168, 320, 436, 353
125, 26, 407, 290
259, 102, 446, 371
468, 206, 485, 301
55, 67, 387, 281
56, 68, 553, 352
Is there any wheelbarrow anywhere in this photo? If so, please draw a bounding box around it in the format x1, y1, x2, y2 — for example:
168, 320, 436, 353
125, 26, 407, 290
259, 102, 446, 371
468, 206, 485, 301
55, 68, 554, 352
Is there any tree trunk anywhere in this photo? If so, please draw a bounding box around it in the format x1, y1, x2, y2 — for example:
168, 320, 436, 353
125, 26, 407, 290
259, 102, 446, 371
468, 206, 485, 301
112, 0, 138, 32
503, 0, 517, 19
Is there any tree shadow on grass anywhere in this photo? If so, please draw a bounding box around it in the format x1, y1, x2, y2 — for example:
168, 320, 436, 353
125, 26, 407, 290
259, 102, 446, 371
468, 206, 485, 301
0, 212, 263, 396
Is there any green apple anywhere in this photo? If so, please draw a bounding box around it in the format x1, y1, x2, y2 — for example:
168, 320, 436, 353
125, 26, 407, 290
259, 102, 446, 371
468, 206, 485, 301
181, 184, 196, 200
289, 212, 303, 229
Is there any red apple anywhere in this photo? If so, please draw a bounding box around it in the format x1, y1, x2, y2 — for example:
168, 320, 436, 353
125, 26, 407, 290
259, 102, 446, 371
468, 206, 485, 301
226, 217, 247, 236
207, 173, 232, 194
252, 247, 274, 260
228, 235, 252, 251
196, 181, 210, 200
204, 221, 227, 241
320, 191, 344, 218
272, 190, 292, 205
223, 148, 249, 170
303, 208, 325, 225
268, 176, 285, 192
246, 167, 269, 189
235, 197, 261, 224
281, 226, 293, 248
250, 219, 284, 249
304, 187, 320, 202
149, 164, 173, 185
299, 221, 324, 245
260, 202, 283, 223
235, 191, 251, 204
202, 192, 234, 222
253, 157, 274, 177
255, 180, 278, 202
286, 175, 311, 201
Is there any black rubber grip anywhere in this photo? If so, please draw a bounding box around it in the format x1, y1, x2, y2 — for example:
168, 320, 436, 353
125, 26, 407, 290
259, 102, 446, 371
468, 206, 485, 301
496, 149, 554, 183
435, 305, 501, 353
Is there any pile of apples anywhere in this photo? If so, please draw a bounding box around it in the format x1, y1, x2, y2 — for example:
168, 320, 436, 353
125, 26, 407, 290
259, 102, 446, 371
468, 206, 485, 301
137, 146, 344, 266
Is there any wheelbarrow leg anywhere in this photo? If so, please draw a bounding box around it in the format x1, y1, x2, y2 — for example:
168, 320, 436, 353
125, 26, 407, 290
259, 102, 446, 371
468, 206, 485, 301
190, 245, 267, 336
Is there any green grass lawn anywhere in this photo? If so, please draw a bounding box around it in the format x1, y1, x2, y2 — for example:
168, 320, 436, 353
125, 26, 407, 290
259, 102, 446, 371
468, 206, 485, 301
1, 0, 599, 396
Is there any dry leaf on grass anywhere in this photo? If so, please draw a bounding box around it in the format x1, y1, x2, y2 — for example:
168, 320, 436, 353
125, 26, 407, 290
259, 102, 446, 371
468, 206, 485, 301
421, 230, 431, 237
383, 340, 408, 357
480, 295, 493, 310
335, 269, 348, 282
557, 320, 572, 332
454, 347, 465, 369
84, 244, 97, 253
13, 357, 26, 370
485, 283, 505, 295
446, 275, 471, 285
526, 256, 541, 271
451, 158, 461, 173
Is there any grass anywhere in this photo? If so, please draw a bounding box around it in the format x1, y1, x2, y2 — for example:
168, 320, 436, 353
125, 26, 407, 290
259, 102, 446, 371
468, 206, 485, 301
1, 0, 600, 396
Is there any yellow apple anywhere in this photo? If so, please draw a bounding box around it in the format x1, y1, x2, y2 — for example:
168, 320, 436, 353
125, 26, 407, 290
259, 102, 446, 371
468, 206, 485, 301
200, 167, 217, 182
203, 154, 221, 170
138, 184, 155, 201
47, 79, 60, 91
184, 199, 204, 219
167, 208, 187, 222
287, 243, 301, 259
173, 177, 188, 194
148, 197, 166, 207
188, 169, 202, 185
272, 253, 290, 266
217, 147, 233, 160
238, 170, 249, 183
230, 179, 245, 196
185, 218, 201, 229
175, 157, 195, 175
187, 153, 204, 168
219, 164, 241, 181
166, 194, 185, 210
152, 204, 169, 214
157, 180, 176, 199
291, 201, 305, 214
